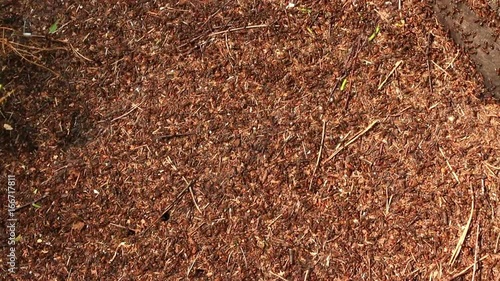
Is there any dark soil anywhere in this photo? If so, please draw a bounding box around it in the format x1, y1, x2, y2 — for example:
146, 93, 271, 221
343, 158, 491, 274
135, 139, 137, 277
435, 0, 500, 99
1, 1, 499, 280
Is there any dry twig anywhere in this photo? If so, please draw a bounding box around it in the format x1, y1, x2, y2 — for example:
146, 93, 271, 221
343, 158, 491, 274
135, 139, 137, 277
309, 120, 327, 190
108, 242, 129, 263
449, 188, 474, 266
183, 176, 201, 214
141, 181, 193, 234
0, 90, 15, 105
472, 224, 480, 281
324, 120, 380, 163
269, 271, 289, 281
450, 255, 489, 280
108, 102, 143, 123
1, 29, 64, 76
208, 24, 268, 37
426, 33, 434, 94
378, 60, 403, 90
440, 147, 460, 183
14, 194, 48, 212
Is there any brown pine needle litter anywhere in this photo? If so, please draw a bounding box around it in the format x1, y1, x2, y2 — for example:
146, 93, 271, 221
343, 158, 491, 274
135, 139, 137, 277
3, 0, 500, 279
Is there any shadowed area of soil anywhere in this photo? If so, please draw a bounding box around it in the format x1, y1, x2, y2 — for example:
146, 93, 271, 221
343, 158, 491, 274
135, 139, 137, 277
434, 0, 500, 99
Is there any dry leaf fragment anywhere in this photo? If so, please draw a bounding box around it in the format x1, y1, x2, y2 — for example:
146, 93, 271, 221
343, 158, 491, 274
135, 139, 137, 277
3, 123, 13, 130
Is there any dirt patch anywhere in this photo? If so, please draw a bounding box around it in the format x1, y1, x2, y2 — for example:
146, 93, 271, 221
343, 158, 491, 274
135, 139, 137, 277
434, 0, 500, 99
1, 0, 499, 280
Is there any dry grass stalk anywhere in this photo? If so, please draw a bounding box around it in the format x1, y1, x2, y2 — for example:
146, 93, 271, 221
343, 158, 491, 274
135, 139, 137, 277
450, 255, 489, 280
495, 233, 500, 253
208, 24, 268, 37
309, 120, 327, 189
449, 190, 474, 266
1, 26, 90, 77
439, 147, 460, 183
324, 120, 380, 163
378, 60, 403, 90
471, 224, 480, 281
184, 176, 201, 214
108, 242, 129, 263
269, 271, 289, 281
108, 102, 143, 123
0, 90, 15, 105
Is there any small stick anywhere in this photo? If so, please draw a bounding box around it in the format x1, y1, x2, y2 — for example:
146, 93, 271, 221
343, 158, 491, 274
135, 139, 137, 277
484, 163, 497, 178
484, 162, 500, 170
450, 255, 489, 280
188, 222, 206, 236
471, 224, 480, 281
426, 33, 434, 94
109, 242, 129, 263
155, 133, 192, 142
109, 102, 143, 123
9, 46, 60, 76
0, 90, 15, 105
157, 181, 191, 219
378, 60, 403, 90
240, 246, 248, 268
69, 43, 93, 62
186, 255, 199, 277
73, 173, 80, 189
431, 60, 450, 77
183, 176, 201, 214
109, 223, 139, 233
267, 213, 283, 228
304, 269, 310, 281
439, 147, 460, 183
14, 194, 48, 212
208, 24, 268, 37
446, 50, 460, 70
449, 187, 474, 266
269, 271, 289, 281
309, 120, 327, 190
324, 120, 379, 163
494, 232, 499, 253
141, 181, 192, 234
328, 76, 343, 102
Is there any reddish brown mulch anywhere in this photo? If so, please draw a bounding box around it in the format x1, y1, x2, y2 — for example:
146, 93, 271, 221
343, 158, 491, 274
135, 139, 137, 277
1, 1, 499, 280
